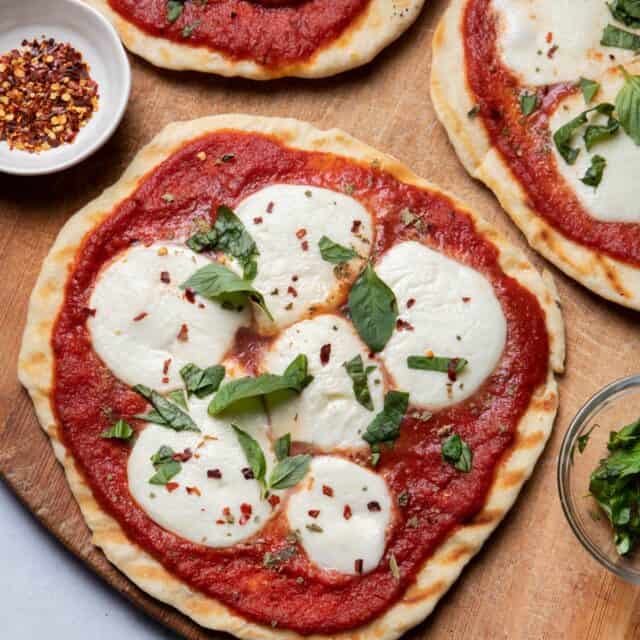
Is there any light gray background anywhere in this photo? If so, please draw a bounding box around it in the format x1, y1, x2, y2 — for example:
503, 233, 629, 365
0, 479, 180, 638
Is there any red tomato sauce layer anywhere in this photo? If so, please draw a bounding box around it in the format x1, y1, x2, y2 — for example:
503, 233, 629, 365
108, 0, 370, 67
463, 0, 640, 267
52, 130, 550, 634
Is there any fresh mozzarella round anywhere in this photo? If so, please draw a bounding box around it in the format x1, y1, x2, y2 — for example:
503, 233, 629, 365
376, 241, 506, 409
128, 395, 276, 547
492, 0, 638, 85
286, 456, 391, 575
234, 185, 372, 331
88, 244, 249, 391
550, 67, 640, 224
263, 315, 384, 451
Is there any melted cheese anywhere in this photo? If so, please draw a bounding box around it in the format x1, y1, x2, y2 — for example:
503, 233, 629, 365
376, 241, 506, 409
263, 315, 384, 451
128, 394, 276, 547
286, 456, 392, 575
234, 185, 373, 331
550, 66, 640, 223
88, 244, 249, 391
493, 0, 639, 85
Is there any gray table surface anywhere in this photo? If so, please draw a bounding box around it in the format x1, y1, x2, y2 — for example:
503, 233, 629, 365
0, 479, 180, 638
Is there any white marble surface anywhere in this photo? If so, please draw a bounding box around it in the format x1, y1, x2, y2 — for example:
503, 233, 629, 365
0, 479, 180, 639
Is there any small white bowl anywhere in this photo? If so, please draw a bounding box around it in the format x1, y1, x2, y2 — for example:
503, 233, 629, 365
0, 0, 131, 175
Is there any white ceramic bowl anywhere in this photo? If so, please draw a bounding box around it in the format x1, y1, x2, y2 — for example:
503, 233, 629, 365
0, 0, 130, 175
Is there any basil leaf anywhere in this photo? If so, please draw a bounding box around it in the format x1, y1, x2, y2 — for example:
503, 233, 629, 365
362, 391, 409, 446
407, 355, 468, 375
274, 433, 291, 461
180, 363, 225, 398
616, 67, 640, 144
318, 235, 358, 264
579, 77, 600, 104
348, 263, 398, 353
441, 434, 473, 473
232, 425, 266, 484
268, 454, 312, 490
609, 417, 640, 450
344, 355, 375, 411
133, 384, 200, 432
519, 92, 538, 116
182, 19, 200, 38
135, 409, 168, 425
601, 24, 640, 50
167, 389, 187, 410
584, 117, 619, 151
609, 0, 640, 28
581, 155, 607, 188
209, 355, 312, 415
166, 0, 184, 23
100, 419, 134, 440
186, 206, 259, 280
180, 261, 272, 320
149, 445, 181, 485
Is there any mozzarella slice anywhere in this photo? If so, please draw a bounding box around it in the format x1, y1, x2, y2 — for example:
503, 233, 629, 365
88, 243, 249, 391
286, 456, 391, 575
234, 185, 372, 331
128, 394, 276, 547
376, 241, 506, 409
493, 0, 639, 85
550, 66, 640, 224
263, 315, 384, 451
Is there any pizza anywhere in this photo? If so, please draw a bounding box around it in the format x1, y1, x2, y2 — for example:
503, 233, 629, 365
431, 0, 640, 310
84, 0, 424, 78
19, 115, 564, 639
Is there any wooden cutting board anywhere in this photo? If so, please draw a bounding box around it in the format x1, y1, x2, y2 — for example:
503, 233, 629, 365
1, 1, 640, 638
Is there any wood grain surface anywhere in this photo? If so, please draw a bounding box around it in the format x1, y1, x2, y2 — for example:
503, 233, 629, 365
1, 2, 640, 638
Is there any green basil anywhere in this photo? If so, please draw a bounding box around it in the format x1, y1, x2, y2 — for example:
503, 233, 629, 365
581, 155, 607, 188
609, 418, 640, 450
584, 113, 620, 151
100, 419, 133, 440
180, 363, 225, 398
149, 445, 181, 485
348, 263, 398, 353
601, 24, 640, 50
441, 434, 473, 472
274, 433, 291, 461
579, 77, 600, 104
362, 391, 409, 446
609, 0, 640, 28
268, 454, 312, 490
167, 390, 187, 410
519, 92, 538, 116
180, 261, 272, 320
133, 385, 200, 432
407, 355, 468, 375
209, 355, 312, 415
186, 206, 259, 280
182, 19, 200, 38
616, 67, 640, 144
318, 235, 358, 264
232, 425, 266, 485
344, 355, 376, 411
166, 0, 184, 23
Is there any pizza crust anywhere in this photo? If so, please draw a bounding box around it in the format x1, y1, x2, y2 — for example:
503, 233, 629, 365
430, 0, 640, 311
84, 0, 425, 79
19, 114, 564, 640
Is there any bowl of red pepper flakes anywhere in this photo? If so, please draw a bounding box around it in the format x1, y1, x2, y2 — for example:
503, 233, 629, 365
0, 0, 130, 175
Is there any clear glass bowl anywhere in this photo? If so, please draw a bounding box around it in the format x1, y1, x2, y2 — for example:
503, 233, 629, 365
558, 375, 640, 583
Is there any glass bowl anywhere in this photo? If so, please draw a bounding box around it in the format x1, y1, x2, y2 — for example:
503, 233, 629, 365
558, 374, 640, 583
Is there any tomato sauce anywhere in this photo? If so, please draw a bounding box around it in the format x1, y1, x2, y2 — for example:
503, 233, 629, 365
463, 0, 640, 267
107, 0, 370, 68
52, 131, 549, 633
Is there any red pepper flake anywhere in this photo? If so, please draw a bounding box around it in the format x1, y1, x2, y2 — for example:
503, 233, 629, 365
266, 201, 274, 213
207, 469, 222, 479
396, 318, 414, 332
287, 286, 298, 298
268, 494, 281, 509
177, 323, 189, 342
160, 271, 170, 284
301, 240, 309, 252
462, 296, 471, 303
241, 467, 254, 480
292, 275, 299, 282
166, 482, 179, 493
407, 298, 416, 309
367, 501, 381, 512
173, 448, 193, 462
295, 228, 307, 239
447, 358, 461, 382
223, 506, 231, 516
198, 302, 205, 309
253, 216, 263, 224
186, 486, 201, 497
184, 288, 196, 303
240, 503, 252, 516
308, 509, 320, 518
216, 519, 225, 525
84, 307, 97, 317
546, 31, 553, 44
354, 558, 364, 574
162, 358, 171, 375
322, 485, 334, 497
162, 377, 169, 384
547, 45, 558, 59
351, 220, 362, 233
133, 312, 148, 322
320, 343, 331, 365
343, 505, 352, 520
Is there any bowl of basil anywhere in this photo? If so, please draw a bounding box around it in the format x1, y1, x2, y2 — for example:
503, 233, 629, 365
558, 374, 640, 583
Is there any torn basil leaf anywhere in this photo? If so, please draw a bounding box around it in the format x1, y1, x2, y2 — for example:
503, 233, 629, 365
149, 445, 181, 485
581, 155, 607, 188
268, 454, 312, 490
344, 355, 376, 411
100, 419, 134, 440
601, 24, 640, 50
166, 0, 184, 23
318, 235, 358, 264
362, 391, 409, 446
180, 363, 225, 398
519, 92, 538, 116
441, 434, 473, 473
608, 417, 640, 450
182, 19, 200, 38
167, 390, 187, 410
616, 67, 640, 145
133, 384, 200, 432
579, 77, 600, 104
232, 425, 266, 485
407, 355, 468, 375
609, 0, 640, 28
274, 433, 291, 461
583, 112, 619, 151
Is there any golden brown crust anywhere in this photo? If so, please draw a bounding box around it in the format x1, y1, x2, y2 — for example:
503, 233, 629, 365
84, 0, 424, 79
18, 114, 564, 640
430, 0, 640, 310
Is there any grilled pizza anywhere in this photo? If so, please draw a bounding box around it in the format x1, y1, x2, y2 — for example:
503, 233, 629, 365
19, 115, 564, 639
84, 0, 424, 78
432, 0, 640, 309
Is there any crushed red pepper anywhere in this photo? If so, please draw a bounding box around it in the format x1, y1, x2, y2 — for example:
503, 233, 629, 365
0, 38, 98, 153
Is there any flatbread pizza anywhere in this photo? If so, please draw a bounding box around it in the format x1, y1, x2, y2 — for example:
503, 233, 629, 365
432, 0, 640, 309
19, 114, 564, 639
